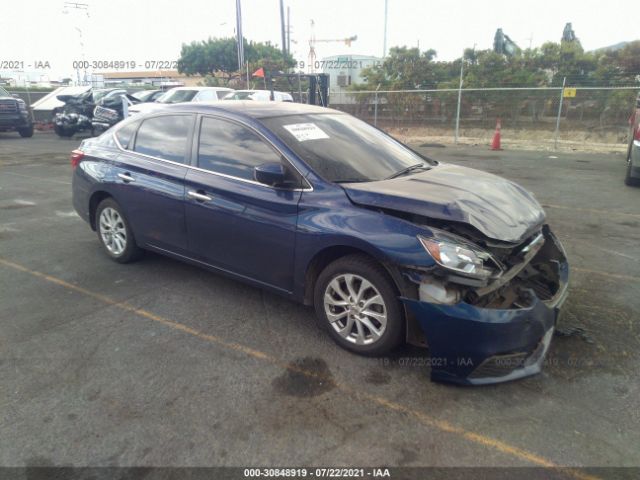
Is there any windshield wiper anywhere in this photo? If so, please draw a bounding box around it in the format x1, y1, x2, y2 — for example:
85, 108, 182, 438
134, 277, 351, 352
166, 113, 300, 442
386, 163, 431, 180
334, 179, 370, 184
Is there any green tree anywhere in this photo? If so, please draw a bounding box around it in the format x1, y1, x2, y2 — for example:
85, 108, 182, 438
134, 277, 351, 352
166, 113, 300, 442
358, 46, 438, 90
178, 37, 295, 85
178, 37, 239, 83
246, 40, 296, 73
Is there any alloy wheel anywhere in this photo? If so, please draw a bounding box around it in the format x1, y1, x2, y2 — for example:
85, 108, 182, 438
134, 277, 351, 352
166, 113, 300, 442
323, 273, 388, 345
99, 207, 127, 255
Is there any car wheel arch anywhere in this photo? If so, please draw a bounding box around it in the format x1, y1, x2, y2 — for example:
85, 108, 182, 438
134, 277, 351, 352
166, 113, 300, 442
302, 244, 405, 307
89, 191, 114, 230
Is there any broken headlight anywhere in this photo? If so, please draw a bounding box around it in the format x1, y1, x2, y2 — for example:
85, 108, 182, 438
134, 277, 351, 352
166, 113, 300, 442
418, 229, 501, 280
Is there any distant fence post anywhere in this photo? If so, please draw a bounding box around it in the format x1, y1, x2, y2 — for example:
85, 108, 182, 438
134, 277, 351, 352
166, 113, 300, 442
454, 55, 464, 144
374, 84, 380, 127
554, 77, 566, 150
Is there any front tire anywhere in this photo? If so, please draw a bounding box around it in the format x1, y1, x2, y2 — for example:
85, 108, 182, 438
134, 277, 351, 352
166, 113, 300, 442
95, 198, 142, 263
18, 124, 34, 138
314, 254, 404, 356
625, 156, 640, 186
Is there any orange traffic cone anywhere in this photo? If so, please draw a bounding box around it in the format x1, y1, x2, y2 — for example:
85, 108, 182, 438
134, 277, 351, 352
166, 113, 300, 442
491, 118, 502, 150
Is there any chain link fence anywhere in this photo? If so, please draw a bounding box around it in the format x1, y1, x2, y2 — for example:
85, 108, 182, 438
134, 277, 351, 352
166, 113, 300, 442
330, 86, 640, 151
7, 84, 639, 150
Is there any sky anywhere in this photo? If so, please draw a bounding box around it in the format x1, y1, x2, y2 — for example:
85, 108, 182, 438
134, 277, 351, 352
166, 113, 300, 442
1, 0, 637, 82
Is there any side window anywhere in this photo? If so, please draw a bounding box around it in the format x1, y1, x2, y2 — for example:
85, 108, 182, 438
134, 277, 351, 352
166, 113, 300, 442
216, 90, 230, 100
194, 90, 217, 102
134, 115, 191, 163
198, 117, 282, 181
114, 120, 140, 149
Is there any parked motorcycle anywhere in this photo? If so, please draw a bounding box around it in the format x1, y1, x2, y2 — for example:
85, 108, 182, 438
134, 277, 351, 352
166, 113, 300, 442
53, 89, 139, 138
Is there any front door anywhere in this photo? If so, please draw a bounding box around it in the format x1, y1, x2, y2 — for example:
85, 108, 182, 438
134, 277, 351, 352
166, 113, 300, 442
184, 116, 302, 292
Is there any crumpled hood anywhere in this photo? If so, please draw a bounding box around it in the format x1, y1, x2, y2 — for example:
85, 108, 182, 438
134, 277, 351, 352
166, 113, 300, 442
342, 163, 546, 243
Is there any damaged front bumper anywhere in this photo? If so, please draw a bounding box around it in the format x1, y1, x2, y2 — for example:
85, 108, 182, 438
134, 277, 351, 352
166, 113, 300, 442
402, 226, 569, 385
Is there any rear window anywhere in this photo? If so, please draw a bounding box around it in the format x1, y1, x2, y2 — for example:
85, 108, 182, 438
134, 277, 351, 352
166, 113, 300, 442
133, 115, 192, 163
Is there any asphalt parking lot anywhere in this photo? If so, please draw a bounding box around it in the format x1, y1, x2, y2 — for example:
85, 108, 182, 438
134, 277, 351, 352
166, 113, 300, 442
1, 132, 639, 476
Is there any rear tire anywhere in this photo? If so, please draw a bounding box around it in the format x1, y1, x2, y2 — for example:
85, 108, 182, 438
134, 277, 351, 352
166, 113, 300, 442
314, 254, 404, 356
95, 198, 142, 264
54, 124, 75, 138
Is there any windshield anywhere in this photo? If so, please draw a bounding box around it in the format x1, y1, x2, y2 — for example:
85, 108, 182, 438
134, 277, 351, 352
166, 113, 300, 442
261, 113, 435, 183
156, 89, 198, 104
92, 90, 112, 102
0, 86, 10, 97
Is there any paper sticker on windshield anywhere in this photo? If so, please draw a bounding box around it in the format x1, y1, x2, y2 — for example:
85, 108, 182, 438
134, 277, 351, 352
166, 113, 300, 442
283, 123, 329, 142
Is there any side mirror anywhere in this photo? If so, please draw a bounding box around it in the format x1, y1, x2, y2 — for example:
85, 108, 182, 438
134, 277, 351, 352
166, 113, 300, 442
254, 162, 286, 187
11, 94, 20, 99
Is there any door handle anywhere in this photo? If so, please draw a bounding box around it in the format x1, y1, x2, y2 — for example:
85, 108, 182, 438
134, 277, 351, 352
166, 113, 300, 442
117, 172, 135, 183
187, 190, 213, 202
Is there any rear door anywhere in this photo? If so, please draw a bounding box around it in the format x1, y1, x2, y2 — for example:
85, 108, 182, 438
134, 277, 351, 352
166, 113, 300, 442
184, 115, 303, 292
113, 114, 194, 254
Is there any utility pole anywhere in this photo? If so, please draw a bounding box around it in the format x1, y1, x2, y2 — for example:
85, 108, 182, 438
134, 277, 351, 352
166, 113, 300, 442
382, 0, 388, 57
235, 0, 244, 72
279, 0, 287, 57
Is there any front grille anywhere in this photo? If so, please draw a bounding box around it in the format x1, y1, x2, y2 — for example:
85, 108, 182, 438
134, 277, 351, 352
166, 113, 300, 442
0, 100, 18, 113
525, 276, 555, 300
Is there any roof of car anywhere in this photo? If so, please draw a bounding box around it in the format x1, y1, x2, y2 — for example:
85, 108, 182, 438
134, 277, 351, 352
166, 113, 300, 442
159, 101, 337, 119
231, 89, 287, 94
171, 86, 234, 91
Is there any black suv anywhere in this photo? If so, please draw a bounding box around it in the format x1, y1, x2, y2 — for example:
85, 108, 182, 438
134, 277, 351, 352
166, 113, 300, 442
0, 86, 34, 138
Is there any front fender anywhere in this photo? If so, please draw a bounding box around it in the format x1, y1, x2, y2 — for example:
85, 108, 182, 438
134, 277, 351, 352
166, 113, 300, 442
293, 187, 436, 301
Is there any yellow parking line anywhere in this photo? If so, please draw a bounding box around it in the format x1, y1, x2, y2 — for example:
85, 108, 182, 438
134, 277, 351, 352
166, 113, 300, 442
0, 257, 600, 480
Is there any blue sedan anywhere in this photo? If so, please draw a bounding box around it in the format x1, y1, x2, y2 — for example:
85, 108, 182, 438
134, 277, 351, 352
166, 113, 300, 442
71, 102, 569, 385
